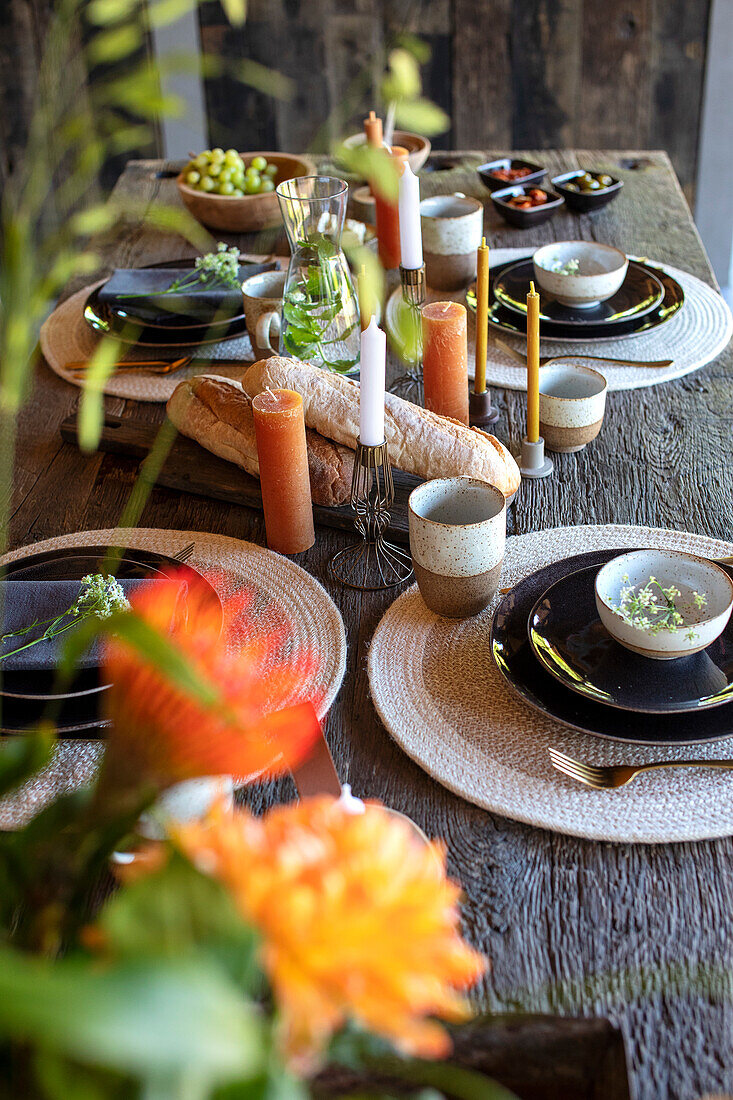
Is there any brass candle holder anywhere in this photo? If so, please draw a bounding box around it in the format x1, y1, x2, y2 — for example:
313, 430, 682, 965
388, 264, 426, 404
329, 440, 414, 591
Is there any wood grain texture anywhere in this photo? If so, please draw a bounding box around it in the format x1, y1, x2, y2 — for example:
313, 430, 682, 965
14, 150, 733, 1100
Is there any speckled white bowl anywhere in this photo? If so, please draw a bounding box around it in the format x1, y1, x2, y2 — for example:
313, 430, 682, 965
595, 549, 733, 660
533, 241, 628, 308
539, 361, 608, 453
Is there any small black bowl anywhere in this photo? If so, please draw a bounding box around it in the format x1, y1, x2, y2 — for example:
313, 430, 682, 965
490, 185, 564, 229
477, 157, 546, 193
551, 170, 623, 213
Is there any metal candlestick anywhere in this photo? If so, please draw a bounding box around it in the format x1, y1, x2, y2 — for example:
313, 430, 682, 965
329, 441, 414, 591
388, 264, 426, 404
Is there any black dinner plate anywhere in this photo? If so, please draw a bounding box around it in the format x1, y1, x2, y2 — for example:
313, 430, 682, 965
1, 545, 222, 733
528, 564, 733, 714
467, 257, 684, 344
490, 548, 733, 745
494, 259, 664, 327
84, 258, 253, 347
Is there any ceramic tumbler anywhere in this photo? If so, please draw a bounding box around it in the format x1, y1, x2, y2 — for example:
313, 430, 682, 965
408, 477, 506, 618
242, 270, 286, 358
539, 361, 608, 453
420, 195, 484, 290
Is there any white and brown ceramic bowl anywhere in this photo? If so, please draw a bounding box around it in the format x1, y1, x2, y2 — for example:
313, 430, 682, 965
340, 130, 431, 173
532, 241, 628, 308
595, 549, 733, 660
539, 361, 608, 453
420, 194, 484, 290
408, 477, 505, 619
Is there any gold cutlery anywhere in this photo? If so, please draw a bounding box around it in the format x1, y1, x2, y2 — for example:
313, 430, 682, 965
65, 355, 194, 377
548, 746, 733, 789
494, 336, 673, 370
173, 541, 195, 564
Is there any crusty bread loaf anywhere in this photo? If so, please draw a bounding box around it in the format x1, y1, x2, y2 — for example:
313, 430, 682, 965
243, 358, 520, 497
166, 375, 354, 507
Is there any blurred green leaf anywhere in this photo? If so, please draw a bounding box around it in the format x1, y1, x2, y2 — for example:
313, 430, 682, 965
0, 725, 54, 799
87, 23, 143, 64
69, 204, 120, 236
95, 851, 263, 994
332, 142, 398, 200
394, 98, 450, 137
393, 34, 432, 64
382, 48, 421, 103
86, 0, 141, 25
220, 0, 247, 26
77, 336, 127, 451
148, 0, 203, 28
0, 947, 266, 1088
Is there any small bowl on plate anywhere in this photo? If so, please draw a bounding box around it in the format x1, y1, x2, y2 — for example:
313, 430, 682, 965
532, 241, 628, 308
551, 170, 623, 213
477, 157, 546, 193
490, 185, 564, 228
595, 549, 733, 660
176, 152, 316, 232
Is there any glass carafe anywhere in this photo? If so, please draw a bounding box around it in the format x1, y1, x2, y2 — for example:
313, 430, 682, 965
276, 175, 360, 375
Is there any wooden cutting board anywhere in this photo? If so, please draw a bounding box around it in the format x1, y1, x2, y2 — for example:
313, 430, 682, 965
60, 414, 420, 543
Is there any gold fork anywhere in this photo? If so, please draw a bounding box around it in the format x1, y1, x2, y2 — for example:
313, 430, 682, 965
494, 336, 673, 369
548, 746, 733, 789
65, 355, 193, 377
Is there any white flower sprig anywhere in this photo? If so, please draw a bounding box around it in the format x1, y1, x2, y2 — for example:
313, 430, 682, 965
1, 574, 130, 661
607, 574, 707, 642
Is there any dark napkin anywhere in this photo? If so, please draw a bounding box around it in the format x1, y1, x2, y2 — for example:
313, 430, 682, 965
0, 579, 150, 671
99, 261, 277, 326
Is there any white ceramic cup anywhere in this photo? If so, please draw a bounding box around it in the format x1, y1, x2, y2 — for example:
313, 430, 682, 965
419, 194, 484, 291
539, 361, 608, 453
408, 477, 506, 619
242, 270, 285, 357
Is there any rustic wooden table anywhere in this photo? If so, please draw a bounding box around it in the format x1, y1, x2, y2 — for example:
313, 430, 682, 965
13, 150, 733, 1100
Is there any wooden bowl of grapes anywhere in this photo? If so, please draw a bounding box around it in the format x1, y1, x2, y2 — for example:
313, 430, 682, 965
176, 150, 317, 233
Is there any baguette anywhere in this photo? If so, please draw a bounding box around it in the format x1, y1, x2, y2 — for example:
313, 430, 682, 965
166, 375, 354, 507
243, 358, 520, 496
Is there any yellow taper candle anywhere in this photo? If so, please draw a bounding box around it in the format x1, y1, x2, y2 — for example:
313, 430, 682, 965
526, 280, 540, 443
474, 236, 489, 394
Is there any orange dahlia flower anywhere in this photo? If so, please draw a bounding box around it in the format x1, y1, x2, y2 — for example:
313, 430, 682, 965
99, 572, 321, 792
176, 797, 486, 1063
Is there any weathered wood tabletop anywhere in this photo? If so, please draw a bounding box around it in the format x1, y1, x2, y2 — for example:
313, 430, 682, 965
13, 150, 733, 1100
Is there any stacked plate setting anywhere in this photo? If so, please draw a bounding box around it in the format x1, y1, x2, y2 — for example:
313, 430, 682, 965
490, 549, 733, 746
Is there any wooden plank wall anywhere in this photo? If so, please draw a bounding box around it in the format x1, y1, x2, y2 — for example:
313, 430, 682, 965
0, 0, 712, 203
199, 0, 712, 202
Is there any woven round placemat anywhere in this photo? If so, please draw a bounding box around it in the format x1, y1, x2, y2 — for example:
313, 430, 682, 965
368, 524, 733, 844
0, 528, 346, 828
387, 248, 732, 393
40, 282, 256, 403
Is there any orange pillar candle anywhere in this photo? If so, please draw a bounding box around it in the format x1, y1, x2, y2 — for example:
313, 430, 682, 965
526, 281, 540, 443
252, 388, 315, 555
373, 146, 408, 271
421, 301, 470, 425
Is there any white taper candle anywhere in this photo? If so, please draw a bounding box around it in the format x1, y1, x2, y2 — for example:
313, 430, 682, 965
359, 315, 386, 446
398, 162, 423, 269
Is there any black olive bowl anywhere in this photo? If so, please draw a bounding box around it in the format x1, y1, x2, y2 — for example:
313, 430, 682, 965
489, 185, 564, 228
477, 157, 546, 193
552, 170, 624, 212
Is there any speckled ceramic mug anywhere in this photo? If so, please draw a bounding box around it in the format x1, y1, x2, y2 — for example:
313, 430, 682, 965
408, 477, 506, 619
242, 271, 285, 358
539, 361, 608, 453
420, 195, 484, 291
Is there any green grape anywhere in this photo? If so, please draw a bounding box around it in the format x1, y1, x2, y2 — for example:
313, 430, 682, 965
264, 163, 278, 178
250, 155, 267, 172
244, 165, 259, 179
218, 181, 235, 195
231, 187, 244, 197
232, 171, 245, 187
260, 178, 275, 193
195, 153, 209, 169
211, 147, 225, 161
218, 166, 232, 182
224, 148, 239, 161
186, 170, 200, 186
244, 175, 261, 194
208, 162, 222, 177
199, 175, 215, 192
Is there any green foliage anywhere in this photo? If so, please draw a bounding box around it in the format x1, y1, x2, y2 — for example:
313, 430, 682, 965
381, 49, 450, 138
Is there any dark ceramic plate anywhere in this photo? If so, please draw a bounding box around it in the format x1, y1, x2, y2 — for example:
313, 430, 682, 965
467, 257, 684, 344
551, 170, 624, 213
490, 548, 733, 744
494, 259, 664, 327
528, 564, 733, 714
477, 158, 546, 193
1, 545, 221, 733
489, 186, 564, 229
